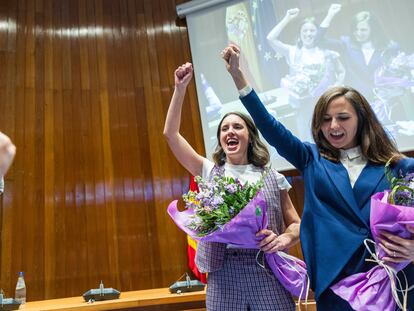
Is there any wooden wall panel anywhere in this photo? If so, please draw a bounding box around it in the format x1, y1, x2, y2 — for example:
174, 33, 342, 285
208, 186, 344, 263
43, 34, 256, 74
0, 0, 200, 300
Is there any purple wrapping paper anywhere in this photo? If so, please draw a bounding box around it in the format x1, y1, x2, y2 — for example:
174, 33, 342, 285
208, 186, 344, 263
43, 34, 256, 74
167, 191, 308, 298
265, 251, 309, 298
331, 191, 414, 311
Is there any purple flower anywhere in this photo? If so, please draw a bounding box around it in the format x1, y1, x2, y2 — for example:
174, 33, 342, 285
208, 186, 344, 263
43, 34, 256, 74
182, 173, 266, 236
211, 196, 224, 207
386, 160, 414, 207
225, 183, 238, 194
403, 172, 414, 181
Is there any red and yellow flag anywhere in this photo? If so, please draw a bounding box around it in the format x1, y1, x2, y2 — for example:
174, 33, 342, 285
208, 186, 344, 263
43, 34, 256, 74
187, 176, 207, 283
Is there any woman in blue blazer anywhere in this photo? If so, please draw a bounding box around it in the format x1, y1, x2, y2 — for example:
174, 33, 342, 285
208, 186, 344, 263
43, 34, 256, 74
221, 44, 414, 310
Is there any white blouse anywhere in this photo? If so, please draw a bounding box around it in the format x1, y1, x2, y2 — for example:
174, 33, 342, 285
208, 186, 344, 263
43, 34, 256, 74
339, 146, 367, 187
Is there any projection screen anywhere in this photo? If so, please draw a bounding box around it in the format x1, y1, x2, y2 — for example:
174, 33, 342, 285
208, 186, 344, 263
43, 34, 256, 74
184, 0, 414, 171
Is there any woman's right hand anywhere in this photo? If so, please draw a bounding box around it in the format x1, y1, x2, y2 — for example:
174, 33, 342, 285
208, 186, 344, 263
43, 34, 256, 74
221, 44, 248, 90
320, 3, 341, 28
174, 62, 193, 90
221, 44, 240, 75
327, 4, 341, 17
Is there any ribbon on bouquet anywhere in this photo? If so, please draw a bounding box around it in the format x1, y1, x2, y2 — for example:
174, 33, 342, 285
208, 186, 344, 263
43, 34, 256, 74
331, 191, 414, 311
256, 250, 310, 311
364, 239, 414, 311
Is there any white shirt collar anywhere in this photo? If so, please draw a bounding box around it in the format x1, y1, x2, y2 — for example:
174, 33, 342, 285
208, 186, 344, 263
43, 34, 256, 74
340, 146, 362, 160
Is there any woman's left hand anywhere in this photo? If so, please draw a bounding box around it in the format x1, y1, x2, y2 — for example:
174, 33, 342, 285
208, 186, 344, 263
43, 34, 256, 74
256, 229, 293, 254
379, 225, 414, 263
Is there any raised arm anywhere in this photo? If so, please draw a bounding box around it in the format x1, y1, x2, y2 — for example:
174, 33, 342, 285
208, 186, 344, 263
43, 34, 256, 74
316, 4, 344, 51
0, 132, 16, 178
266, 8, 299, 58
221, 45, 311, 171
163, 63, 204, 177
320, 4, 341, 29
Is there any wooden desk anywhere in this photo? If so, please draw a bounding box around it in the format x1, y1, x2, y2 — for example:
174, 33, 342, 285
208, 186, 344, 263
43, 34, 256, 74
20, 288, 317, 311
21, 288, 206, 311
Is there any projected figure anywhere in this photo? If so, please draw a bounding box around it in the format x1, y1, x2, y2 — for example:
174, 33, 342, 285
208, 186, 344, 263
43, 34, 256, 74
319, 5, 396, 102
320, 4, 414, 132
267, 8, 345, 142
164, 62, 300, 311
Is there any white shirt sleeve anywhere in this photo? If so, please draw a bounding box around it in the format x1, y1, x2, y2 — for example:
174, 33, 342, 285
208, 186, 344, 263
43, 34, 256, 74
0, 177, 4, 194
238, 85, 253, 98
275, 171, 291, 191
201, 158, 215, 179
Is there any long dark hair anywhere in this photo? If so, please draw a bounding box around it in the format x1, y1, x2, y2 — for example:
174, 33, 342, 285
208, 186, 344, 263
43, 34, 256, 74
311, 86, 403, 163
350, 11, 388, 49
212, 112, 270, 167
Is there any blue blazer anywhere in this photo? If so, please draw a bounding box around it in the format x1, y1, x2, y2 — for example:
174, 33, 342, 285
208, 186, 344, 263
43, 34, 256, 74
241, 90, 414, 299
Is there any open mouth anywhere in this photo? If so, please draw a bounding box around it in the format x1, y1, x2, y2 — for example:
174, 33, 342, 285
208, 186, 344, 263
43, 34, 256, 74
329, 132, 345, 141
226, 138, 239, 150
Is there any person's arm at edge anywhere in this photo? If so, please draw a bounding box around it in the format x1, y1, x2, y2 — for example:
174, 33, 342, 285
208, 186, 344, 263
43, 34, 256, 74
0, 132, 16, 180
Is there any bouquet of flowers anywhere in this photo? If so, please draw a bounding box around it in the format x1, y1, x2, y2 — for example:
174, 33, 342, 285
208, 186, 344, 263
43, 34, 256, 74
183, 175, 263, 238
331, 159, 414, 311
375, 51, 414, 90
167, 174, 308, 299
281, 63, 325, 101
372, 51, 414, 124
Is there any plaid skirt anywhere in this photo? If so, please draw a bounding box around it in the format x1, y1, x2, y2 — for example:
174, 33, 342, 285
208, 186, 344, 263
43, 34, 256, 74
206, 248, 295, 311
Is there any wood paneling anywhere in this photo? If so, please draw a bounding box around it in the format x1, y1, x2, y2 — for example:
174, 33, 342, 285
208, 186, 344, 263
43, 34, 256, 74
0, 0, 200, 301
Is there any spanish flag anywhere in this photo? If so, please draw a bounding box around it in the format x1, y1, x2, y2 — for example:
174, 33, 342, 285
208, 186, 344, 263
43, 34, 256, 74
188, 176, 207, 283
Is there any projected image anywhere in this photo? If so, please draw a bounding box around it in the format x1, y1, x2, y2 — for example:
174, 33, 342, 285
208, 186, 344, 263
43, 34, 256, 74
187, 0, 414, 170
318, 4, 414, 137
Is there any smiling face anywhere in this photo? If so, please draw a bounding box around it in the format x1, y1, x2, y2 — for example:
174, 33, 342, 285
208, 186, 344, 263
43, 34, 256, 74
300, 22, 317, 48
219, 114, 249, 165
354, 21, 371, 43
321, 96, 359, 150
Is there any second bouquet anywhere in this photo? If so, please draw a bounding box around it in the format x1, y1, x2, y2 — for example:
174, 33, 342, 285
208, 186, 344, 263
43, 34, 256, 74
167, 174, 308, 300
